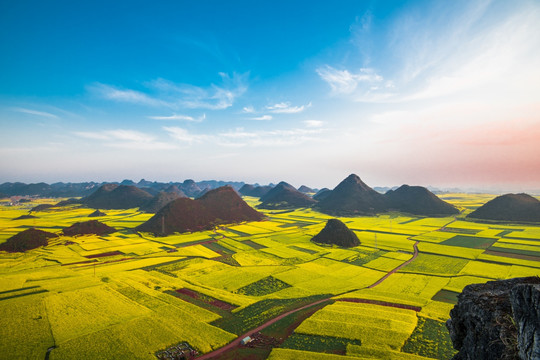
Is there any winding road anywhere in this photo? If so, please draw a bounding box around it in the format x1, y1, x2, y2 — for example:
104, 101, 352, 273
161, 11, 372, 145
196, 298, 333, 360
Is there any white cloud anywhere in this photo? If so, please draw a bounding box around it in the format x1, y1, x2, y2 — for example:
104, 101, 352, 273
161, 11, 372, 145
163, 126, 209, 143
74, 129, 175, 150
148, 113, 205, 122
266, 101, 311, 114
251, 115, 272, 121
303, 120, 324, 128
242, 106, 255, 113
11, 107, 59, 119
316, 65, 383, 94
217, 127, 325, 147
89, 72, 248, 110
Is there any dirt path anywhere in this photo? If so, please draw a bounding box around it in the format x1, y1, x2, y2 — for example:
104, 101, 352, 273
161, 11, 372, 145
367, 240, 419, 288
196, 297, 333, 360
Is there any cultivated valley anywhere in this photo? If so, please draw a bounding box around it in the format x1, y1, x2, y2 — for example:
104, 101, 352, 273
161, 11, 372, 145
1, 176, 539, 359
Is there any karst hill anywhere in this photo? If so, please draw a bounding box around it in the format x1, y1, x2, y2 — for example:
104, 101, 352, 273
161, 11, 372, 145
136, 186, 264, 235
467, 193, 540, 223
316, 174, 458, 216
258, 182, 317, 209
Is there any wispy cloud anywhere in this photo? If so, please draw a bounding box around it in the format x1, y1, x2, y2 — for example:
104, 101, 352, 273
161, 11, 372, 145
242, 106, 255, 113
250, 115, 272, 121
316, 65, 383, 95
74, 129, 175, 150
89, 72, 248, 110
163, 126, 209, 144
11, 107, 59, 119
266, 101, 311, 114
303, 120, 324, 128
217, 127, 325, 147
148, 113, 205, 122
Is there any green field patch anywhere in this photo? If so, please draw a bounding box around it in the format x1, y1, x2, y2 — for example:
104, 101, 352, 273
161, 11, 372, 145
212, 254, 241, 266
241, 239, 267, 250
402, 316, 457, 359
399, 253, 470, 275
0, 286, 48, 301
431, 289, 460, 304
223, 227, 252, 237
211, 294, 330, 335
441, 235, 498, 249
486, 247, 540, 261
281, 333, 362, 355
236, 276, 292, 296
400, 218, 421, 224
203, 241, 235, 255
169, 288, 237, 312
439, 227, 479, 235
289, 245, 318, 255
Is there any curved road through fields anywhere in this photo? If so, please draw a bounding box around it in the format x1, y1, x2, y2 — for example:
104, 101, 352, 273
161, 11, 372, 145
196, 218, 458, 359
196, 297, 333, 360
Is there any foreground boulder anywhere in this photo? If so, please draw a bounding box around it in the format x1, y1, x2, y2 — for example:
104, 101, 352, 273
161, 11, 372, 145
0, 228, 58, 252
62, 220, 117, 236
311, 219, 360, 248
447, 276, 540, 360
137, 186, 264, 235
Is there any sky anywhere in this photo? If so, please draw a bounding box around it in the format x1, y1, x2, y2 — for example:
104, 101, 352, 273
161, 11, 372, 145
1, 0, 539, 191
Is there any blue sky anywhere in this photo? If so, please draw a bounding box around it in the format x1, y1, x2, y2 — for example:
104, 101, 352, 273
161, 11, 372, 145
1, 1, 539, 191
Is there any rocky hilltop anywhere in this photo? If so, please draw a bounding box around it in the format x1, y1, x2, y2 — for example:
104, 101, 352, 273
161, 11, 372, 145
467, 193, 540, 223
311, 219, 360, 248
137, 186, 264, 235
316, 174, 458, 216
447, 276, 540, 360
0, 228, 58, 252
315, 174, 388, 215
385, 184, 459, 216
83, 184, 154, 209
62, 220, 117, 236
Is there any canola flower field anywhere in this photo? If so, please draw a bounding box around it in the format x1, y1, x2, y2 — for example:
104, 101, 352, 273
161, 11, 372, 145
0, 193, 539, 359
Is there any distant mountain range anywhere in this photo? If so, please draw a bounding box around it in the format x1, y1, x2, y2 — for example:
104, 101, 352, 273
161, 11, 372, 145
0, 179, 247, 198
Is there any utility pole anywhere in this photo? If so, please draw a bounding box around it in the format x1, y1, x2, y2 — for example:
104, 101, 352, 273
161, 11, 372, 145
374, 233, 378, 250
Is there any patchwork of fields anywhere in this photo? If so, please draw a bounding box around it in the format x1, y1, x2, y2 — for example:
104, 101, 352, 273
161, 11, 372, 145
0, 193, 539, 359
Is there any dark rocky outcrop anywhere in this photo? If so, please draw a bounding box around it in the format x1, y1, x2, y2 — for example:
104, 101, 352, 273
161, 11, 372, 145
30, 204, 55, 212
447, 276, 540, 360
385, 185, 459, 216
315, 174, 387, 215
258, 182, 317, 209
82, 184, 153, 210
12, 214, 38, 220
137, 186, 264, 235
88, 209, 107, 217
0, 228, 58, 252
139, 191, 184, 213
467, 194, 540, 223
311, 219, 360, 248
511, 282, 540, 360
55, 198, 82, 207
62, 220, 117, 236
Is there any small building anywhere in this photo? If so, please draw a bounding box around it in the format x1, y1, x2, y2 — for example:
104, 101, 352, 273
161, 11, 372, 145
240, 336, 252, 345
